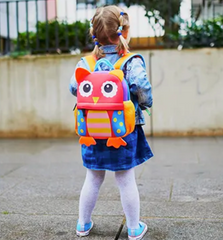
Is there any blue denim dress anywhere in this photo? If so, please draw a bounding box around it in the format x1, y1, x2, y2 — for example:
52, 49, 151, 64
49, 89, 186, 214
69, 45, 153, 171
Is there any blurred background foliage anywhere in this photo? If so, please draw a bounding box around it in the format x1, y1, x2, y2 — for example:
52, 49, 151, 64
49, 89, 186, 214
13, 20, 91, 55
12, 1, 223, 55
169, 15, 223, 48
125, 0, 182, 34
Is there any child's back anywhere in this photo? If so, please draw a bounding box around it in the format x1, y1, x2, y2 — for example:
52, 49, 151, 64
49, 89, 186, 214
69, 5, 153, 240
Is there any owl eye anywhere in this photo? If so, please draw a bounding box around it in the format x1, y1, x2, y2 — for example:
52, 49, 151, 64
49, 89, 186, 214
101, 81, 118, 98
79, 80, 93, 97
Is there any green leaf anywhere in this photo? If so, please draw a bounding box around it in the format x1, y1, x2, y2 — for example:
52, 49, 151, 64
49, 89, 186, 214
2, 211, 9, 215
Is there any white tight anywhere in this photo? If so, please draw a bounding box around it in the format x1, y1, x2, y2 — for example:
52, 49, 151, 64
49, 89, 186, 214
78, 168, 140, 229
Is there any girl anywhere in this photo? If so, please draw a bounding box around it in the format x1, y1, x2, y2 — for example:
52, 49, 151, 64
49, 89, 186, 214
69, 5, 153, 240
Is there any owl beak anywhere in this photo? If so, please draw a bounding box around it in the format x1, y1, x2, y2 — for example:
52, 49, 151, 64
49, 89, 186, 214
93, 97, 99, 104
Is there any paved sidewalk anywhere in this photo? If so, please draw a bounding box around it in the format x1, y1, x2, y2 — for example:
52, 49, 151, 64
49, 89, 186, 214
0, 137, 223, 240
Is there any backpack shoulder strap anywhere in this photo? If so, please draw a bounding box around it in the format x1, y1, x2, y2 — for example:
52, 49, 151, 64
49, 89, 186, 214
113, 52, 145, 70
81, 55, 96, 72
82, 53, 145, 72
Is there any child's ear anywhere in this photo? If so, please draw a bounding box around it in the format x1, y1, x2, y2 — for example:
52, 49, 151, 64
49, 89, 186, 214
75, 68, 91, 83
109, 70, 124, 82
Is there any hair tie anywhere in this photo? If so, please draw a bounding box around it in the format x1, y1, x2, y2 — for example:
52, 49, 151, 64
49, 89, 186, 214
118, 26, 123, 31
118, 32, 122, 36
95, 41, 99, 46
120, 12, 124, 16
92, 35, 96, 40
90, 18, 93, 27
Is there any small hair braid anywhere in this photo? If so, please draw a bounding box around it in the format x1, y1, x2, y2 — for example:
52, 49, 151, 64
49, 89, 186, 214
90, 20, 105, 59
117, 12, 129, 55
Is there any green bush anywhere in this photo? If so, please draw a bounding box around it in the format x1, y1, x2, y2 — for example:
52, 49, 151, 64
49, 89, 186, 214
169, 15, 223, 48
13, 20, 93, 55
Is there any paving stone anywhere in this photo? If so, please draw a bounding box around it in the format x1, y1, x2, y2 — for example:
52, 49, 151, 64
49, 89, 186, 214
140, 201, 223, 219
0, 137, 223, 240
0, 177, 22, 195
0, 163, 24, 178
119, 218, 223, 240
172, 178, 223, 202
0, 214, 122, 240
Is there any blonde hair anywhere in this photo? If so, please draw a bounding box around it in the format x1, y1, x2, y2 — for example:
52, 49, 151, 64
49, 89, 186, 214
90, 5, 130, 59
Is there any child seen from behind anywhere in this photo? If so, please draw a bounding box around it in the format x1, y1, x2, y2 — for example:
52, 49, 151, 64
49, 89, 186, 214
69, 5, 153, 240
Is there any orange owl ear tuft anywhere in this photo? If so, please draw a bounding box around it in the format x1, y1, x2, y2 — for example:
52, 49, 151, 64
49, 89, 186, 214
75, 67, 91, 83
109, 70, 124, 82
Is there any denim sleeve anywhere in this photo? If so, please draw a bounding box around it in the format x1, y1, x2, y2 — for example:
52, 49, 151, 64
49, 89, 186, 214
69, 60, 86, 97
125, 57, 153, 108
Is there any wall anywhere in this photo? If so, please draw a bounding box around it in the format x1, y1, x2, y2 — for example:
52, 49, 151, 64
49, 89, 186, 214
0, 49, 223, 138
147, 48, 223, 136
0, 55, 76, 137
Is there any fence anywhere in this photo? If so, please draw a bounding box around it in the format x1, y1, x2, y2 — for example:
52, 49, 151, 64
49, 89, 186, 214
0, 0, 223, 56
192, 0, 223, 21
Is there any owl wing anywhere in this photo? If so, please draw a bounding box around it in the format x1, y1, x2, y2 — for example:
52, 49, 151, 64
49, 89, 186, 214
123, 101, 135, 137
111, 110, 126, 137
74, 107, 78, 134
76, 109, 87, 136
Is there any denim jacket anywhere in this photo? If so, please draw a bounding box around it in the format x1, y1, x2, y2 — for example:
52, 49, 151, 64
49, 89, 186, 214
69, 45, 153, 125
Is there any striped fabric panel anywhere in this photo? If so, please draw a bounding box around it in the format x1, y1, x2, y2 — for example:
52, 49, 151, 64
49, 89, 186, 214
87, 118, 110, 124
88, 113, 109, 118
87, 110, 111, 137
88, 128, 111, 133
90, 132, 111, 137
87, 123, 110, 129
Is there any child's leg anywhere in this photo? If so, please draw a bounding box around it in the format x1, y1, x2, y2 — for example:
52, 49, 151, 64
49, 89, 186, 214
115, 168, 140, 229
78, 169, 106, 225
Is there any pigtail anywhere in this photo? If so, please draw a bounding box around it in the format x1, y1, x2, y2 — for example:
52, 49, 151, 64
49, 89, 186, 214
92, 38, 105, 59
116, 12, 129, 56
90, 18, 105, 60
117, 34, 129, 56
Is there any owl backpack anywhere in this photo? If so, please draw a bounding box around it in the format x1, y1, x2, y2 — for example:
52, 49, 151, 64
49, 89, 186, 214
74, 53, 145, 149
